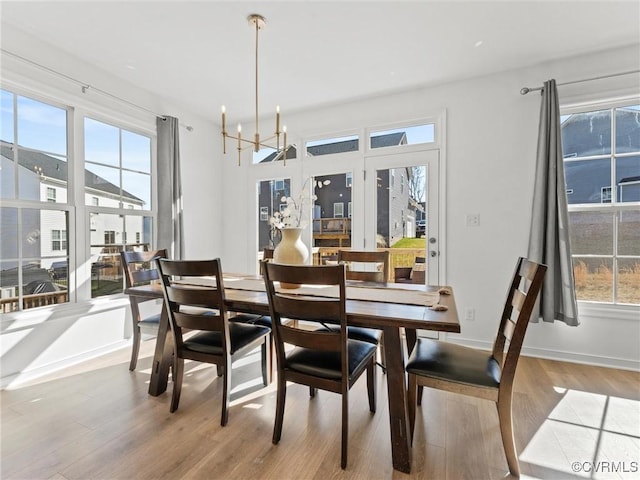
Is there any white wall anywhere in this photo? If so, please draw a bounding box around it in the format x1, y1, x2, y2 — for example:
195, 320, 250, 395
219, 44, 640, 371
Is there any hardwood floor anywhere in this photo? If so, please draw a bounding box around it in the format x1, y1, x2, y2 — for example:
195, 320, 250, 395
2, 340, 639, 479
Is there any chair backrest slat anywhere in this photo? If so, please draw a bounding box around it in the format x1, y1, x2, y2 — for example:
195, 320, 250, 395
338, 250, 390, 283
502, 317, 516, 342
511, 289, 527, 313
173, 310, 223, 331
492, 257, 546, 383
273, 295, 342, 322
279, 324, 341, 351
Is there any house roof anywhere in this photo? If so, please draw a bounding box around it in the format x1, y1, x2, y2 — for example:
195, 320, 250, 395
562, 109, 640, 157
1, 141, 143, 203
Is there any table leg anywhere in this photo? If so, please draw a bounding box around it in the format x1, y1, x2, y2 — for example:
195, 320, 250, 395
148, 306, 173, 396
383, 326, 412, 473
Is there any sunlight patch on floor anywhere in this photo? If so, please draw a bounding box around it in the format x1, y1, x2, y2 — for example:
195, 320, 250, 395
521, 388, 640, 479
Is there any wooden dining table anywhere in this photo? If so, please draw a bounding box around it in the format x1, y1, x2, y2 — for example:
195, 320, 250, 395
125, 275, 460, 474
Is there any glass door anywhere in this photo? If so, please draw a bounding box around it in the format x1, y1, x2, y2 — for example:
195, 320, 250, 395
364, 149, 440, 285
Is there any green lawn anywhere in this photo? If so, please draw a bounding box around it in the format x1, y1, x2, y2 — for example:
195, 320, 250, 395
391, 238, 426, 248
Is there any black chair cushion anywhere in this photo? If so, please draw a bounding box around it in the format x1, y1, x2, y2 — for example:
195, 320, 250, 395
406, 338, 501, 388
139, 313, 161, 326
230, 313, 272, 328
183, 322, 270, 356
138, 313, 162, 333
286, 339, 376, 380
318, 324, 382, 345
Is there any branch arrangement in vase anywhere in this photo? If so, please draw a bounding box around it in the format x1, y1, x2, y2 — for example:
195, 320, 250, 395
268, 177, 331, 229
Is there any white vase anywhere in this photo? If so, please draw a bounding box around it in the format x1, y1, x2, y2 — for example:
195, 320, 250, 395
273, 227, 309, 288
273, 227, 309, 265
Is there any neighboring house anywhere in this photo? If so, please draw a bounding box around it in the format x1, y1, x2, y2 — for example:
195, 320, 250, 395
257, 132, 418, 249
563, 109, 640, 203
1, 141, 146, 295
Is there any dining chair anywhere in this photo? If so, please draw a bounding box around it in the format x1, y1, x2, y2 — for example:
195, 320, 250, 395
336, 250, 389, 369
394, 256, 426, 284
406, 257, 546, 477
156, 258, 271, 425
121, 248, 168, 371
263, 262, 377, 469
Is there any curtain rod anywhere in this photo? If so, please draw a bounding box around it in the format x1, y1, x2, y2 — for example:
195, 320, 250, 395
1, 49, 193, 131
520, 69, 640, 95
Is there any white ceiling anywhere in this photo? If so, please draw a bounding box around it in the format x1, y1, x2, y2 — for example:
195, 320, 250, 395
2, 1, 639, 122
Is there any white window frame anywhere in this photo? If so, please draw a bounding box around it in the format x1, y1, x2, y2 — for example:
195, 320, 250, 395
0, 84, 157, 312
561, 97, 640, 309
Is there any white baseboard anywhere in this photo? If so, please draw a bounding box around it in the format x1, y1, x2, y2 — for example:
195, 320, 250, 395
447, 337, 640, 372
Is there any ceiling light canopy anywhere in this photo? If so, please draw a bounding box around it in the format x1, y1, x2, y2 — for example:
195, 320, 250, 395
221, 14, 288, 166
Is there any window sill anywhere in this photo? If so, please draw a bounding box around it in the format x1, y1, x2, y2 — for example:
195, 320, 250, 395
0, 294, 130, 328
578, 301, 640, 322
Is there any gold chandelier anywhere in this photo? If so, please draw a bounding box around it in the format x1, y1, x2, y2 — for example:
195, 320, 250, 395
221, 14, 288, 166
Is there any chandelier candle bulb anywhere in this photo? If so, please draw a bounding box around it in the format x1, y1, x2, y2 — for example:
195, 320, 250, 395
276, 105, 280, 133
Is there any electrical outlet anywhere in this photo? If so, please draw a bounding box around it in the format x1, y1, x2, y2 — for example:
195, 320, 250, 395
465, 308, 475, 321
466, 214, 480, 227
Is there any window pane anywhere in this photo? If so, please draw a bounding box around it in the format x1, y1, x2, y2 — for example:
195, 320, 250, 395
86, 164, 120, 206
306, 135, 358, 157
124, 215, 152, 250
312, 173, 351, 252
573, 257, 613, 303
562, 109, 611, 157
21, 208, 43, 259
253, 145, 296, 164
617, 155, 640, 203
85, 117, 119, 167
1, 206, 18, 259
615, 105, 640, 154
617, 258, 640, 304
16, 95, 67, 156
370, 123, 435, 149
122, 170, 151, 209
1, 89, 14, 143
0, 208, 70, 311
0, 143, 16, 199
569, 211, 613, 255
17, 147, 68, 202
21, 259, 68, 310
0, 260, 19, 312
619, 210, 640, 256
257, 178, 291, 252
565, 158, 612, 204
38, 210, 68, 257
90, 213, 124, 298
47, 256, 69, 291
122, 130, 151, 173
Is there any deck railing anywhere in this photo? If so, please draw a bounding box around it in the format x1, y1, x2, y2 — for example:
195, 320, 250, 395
0, 290, 69, 313
315, 246, 425, 281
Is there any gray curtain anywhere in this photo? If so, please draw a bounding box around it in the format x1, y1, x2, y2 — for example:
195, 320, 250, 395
156, 116, 184, 260
527, 79, 579, 326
